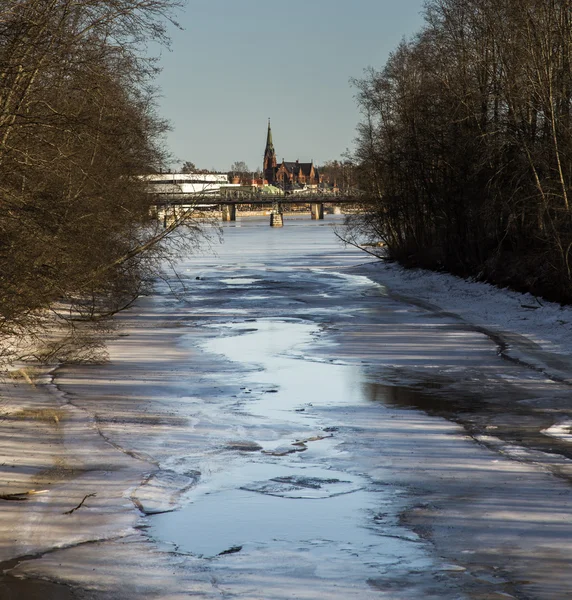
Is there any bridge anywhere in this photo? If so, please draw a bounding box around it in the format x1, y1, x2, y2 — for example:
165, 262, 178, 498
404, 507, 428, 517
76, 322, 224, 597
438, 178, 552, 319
153, 191, 364, 227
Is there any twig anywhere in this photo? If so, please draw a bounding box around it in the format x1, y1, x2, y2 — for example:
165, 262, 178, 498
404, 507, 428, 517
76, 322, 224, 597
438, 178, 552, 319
63, 493, 96, 514
333, 230, 386, 259
0, 489, 48, 501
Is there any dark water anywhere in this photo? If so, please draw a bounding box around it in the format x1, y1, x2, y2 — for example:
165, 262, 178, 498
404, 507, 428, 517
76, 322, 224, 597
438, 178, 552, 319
0, 574, 77, 599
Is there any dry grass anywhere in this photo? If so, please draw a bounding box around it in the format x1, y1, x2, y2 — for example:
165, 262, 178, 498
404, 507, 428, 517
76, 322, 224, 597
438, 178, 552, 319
7, 366, 46, 386
10, 407, 66, 425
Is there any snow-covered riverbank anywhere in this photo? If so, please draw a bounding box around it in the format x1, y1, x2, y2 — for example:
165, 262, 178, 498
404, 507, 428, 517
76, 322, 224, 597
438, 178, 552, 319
356, 260, 572, 381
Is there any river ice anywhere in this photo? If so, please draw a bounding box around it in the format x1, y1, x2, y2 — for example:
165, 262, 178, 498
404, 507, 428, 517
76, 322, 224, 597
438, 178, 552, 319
4, 216, 572, 599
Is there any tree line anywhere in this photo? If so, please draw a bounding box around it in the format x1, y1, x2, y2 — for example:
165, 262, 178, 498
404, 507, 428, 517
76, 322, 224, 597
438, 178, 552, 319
0, 0, 198, 362
351, 0, 572, 303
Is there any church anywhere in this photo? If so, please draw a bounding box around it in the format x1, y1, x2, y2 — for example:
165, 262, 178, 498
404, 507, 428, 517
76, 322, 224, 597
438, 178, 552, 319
263, 121, 322, 189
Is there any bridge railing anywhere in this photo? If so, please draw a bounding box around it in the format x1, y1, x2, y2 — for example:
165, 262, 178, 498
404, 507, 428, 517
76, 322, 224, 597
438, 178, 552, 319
151, 189, 365, 206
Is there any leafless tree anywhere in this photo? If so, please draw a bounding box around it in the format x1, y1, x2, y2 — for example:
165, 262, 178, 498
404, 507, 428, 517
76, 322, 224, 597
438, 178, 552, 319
350, 0, 572, 302
0, 0, 208, 362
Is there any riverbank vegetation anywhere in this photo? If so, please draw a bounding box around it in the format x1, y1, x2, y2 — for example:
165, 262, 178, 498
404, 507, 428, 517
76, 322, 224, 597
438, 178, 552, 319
0, 0, 195, 364
351, 0, 572, 303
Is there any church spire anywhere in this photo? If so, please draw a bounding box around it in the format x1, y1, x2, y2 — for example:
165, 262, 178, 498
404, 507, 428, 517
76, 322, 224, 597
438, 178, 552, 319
265, 118, 274, 152
263, 119, 277, 181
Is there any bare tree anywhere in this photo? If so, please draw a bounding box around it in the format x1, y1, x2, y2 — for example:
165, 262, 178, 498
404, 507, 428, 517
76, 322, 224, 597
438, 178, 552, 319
350, 0, 572, 302
228, 161, 251, 184
0, 0, 207, 362
181, 161, 197, 173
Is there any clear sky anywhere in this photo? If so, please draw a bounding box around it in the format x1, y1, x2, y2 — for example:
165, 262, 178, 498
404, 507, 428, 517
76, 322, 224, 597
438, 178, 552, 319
154, 0, 426, 172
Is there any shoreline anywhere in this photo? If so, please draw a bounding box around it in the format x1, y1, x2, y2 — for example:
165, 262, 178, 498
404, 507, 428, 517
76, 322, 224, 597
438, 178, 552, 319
0, 308, 174, 598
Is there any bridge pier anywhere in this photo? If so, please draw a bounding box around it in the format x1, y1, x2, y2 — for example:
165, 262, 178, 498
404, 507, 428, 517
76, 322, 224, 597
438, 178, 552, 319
161, 206, 177, 228
270, 201, 283, 227
270, 212, 283, 227
221, 204, 236, 221
310, 202, 324, 220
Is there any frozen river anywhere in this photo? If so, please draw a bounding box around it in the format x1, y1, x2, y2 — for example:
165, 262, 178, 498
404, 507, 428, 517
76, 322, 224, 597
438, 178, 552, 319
5, 215, 572, 599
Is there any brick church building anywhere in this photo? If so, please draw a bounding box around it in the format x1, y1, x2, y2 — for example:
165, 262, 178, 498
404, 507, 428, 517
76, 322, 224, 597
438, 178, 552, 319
263, 121, 322, 189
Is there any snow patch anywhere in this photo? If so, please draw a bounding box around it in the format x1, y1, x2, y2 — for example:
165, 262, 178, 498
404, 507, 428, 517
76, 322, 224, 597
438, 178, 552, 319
542, 420, 572, 444
357, 261, 572, 381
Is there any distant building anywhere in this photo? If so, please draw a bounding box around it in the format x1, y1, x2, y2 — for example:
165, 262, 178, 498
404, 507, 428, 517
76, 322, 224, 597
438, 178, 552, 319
140, 172, 231, 196
263, 121, 322, 189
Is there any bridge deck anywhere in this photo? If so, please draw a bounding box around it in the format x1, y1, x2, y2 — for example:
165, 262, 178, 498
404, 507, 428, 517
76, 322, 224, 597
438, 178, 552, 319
153, 194, 364, 206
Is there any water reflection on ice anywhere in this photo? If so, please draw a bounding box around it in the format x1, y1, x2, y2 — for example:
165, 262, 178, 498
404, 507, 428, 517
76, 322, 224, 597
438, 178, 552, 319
201, 320, 366, 417
151, 485, 399, 559
220, 278, 261, 285
149, 318, 437, 589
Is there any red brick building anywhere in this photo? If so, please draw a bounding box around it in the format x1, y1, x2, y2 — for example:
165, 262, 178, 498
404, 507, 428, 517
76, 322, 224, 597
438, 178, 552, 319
263, 121, 322, 189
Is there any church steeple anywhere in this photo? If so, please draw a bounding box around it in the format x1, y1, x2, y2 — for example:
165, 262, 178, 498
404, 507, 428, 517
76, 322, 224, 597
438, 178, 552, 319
263, 119, 277, 182
266, 119, 274, 151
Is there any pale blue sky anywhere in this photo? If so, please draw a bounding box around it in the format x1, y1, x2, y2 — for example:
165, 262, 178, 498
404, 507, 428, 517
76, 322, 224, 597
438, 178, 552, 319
155, 0, 426, 172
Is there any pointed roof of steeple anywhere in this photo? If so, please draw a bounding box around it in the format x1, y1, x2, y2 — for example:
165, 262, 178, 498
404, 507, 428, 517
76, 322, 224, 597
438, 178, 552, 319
265, 118, 274, 152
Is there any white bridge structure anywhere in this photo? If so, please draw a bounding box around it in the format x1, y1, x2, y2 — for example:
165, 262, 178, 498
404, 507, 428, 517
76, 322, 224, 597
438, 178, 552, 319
139, 172, 235, 196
